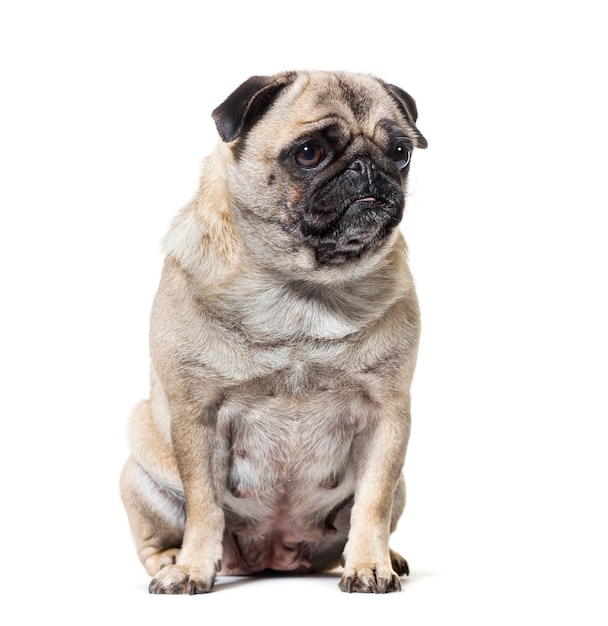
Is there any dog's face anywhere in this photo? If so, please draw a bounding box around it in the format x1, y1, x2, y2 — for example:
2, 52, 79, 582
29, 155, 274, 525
212, 71, 427, 278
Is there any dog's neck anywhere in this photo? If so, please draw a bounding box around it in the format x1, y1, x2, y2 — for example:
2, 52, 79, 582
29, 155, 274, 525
205, 234, 414, 343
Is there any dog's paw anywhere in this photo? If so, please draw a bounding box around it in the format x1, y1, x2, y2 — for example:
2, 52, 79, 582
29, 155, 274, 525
390, 549, 410, 577
339, 563, 402, 593
148, 564, 216, 595
144, 548, 181, 576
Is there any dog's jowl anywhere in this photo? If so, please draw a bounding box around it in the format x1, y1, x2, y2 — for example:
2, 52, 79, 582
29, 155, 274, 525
120, 70, 427, 594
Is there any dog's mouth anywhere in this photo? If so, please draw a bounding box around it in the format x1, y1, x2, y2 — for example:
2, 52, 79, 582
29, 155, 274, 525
292, 158, 405, 266
299, 195, 403, 266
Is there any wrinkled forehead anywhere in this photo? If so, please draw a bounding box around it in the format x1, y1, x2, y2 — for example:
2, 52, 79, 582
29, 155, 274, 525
269, 72, 406, 139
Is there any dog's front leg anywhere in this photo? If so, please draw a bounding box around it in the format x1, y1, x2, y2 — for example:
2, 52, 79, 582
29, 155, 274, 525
339, 398, 411, 593
149, 395, 225, 594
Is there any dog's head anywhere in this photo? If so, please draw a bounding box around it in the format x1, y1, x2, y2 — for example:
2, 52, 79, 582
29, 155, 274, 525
212, 71, 426, 279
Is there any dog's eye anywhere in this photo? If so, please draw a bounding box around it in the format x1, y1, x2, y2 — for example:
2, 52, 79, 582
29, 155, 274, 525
392, 144, 411, 170
295, 143, 326, 168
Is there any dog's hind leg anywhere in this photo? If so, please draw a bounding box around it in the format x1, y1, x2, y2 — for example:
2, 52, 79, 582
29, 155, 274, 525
389, 473, 409, 576
120, 456, 185, 576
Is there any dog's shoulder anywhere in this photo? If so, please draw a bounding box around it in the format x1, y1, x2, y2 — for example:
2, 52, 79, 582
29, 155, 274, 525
163, 144, 241, 286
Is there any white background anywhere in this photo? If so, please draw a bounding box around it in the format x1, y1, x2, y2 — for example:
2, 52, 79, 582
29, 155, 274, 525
1, 1, 607, 623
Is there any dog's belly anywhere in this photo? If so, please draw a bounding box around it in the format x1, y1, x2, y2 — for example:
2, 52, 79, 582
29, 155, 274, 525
221, 495, 353, 575
218, 385, 365, 574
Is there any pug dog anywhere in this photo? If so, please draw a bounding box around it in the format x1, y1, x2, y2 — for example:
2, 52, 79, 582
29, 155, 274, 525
120, 70, 427, 594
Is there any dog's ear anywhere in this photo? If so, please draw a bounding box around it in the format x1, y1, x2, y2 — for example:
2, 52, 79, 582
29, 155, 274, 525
212, 73, 297, 143
381, 82, 428, 149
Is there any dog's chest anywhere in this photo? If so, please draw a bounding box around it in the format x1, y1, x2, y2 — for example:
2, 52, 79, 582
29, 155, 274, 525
218, 364, 375, 511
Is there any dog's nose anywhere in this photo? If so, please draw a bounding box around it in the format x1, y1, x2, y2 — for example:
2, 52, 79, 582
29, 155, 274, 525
348, 157, 376, 186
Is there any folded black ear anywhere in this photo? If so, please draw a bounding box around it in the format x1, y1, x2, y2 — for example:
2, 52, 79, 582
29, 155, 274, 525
212, 73, 297, 143
382, 82, 428, 149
